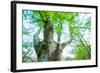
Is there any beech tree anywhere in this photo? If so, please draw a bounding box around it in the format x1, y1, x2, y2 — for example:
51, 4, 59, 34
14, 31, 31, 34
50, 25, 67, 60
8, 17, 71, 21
22, 10, 91, 62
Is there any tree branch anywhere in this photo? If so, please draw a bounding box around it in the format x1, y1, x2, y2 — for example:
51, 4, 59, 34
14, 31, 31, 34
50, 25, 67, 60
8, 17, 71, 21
38, 11, 46, 23
74, 27, 91, 29
32, 19, 45, 23
44, 11, 48, 19
61, 37, 73, 50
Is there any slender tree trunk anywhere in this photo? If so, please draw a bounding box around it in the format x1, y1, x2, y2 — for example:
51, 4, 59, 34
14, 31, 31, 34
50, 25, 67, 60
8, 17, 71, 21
56, 34, 62, 61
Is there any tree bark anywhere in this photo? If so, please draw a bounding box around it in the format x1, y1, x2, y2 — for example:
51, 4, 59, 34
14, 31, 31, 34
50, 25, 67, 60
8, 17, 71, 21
38, 18, 54, 61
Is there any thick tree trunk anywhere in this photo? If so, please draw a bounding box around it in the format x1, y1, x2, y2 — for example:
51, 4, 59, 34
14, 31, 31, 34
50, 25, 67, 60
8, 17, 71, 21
38, 18, 63, 61
34, 17, 72, 61
38, 18, 54, 61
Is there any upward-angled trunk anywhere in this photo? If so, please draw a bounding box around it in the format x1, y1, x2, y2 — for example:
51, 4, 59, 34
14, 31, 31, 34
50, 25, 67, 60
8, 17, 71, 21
44, 19, 53, 43
56, 34, 62, 61
38, 18, 54, 61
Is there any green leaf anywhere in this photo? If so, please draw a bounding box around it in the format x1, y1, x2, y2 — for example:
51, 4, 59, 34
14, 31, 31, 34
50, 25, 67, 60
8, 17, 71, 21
56, 27, 61, 34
